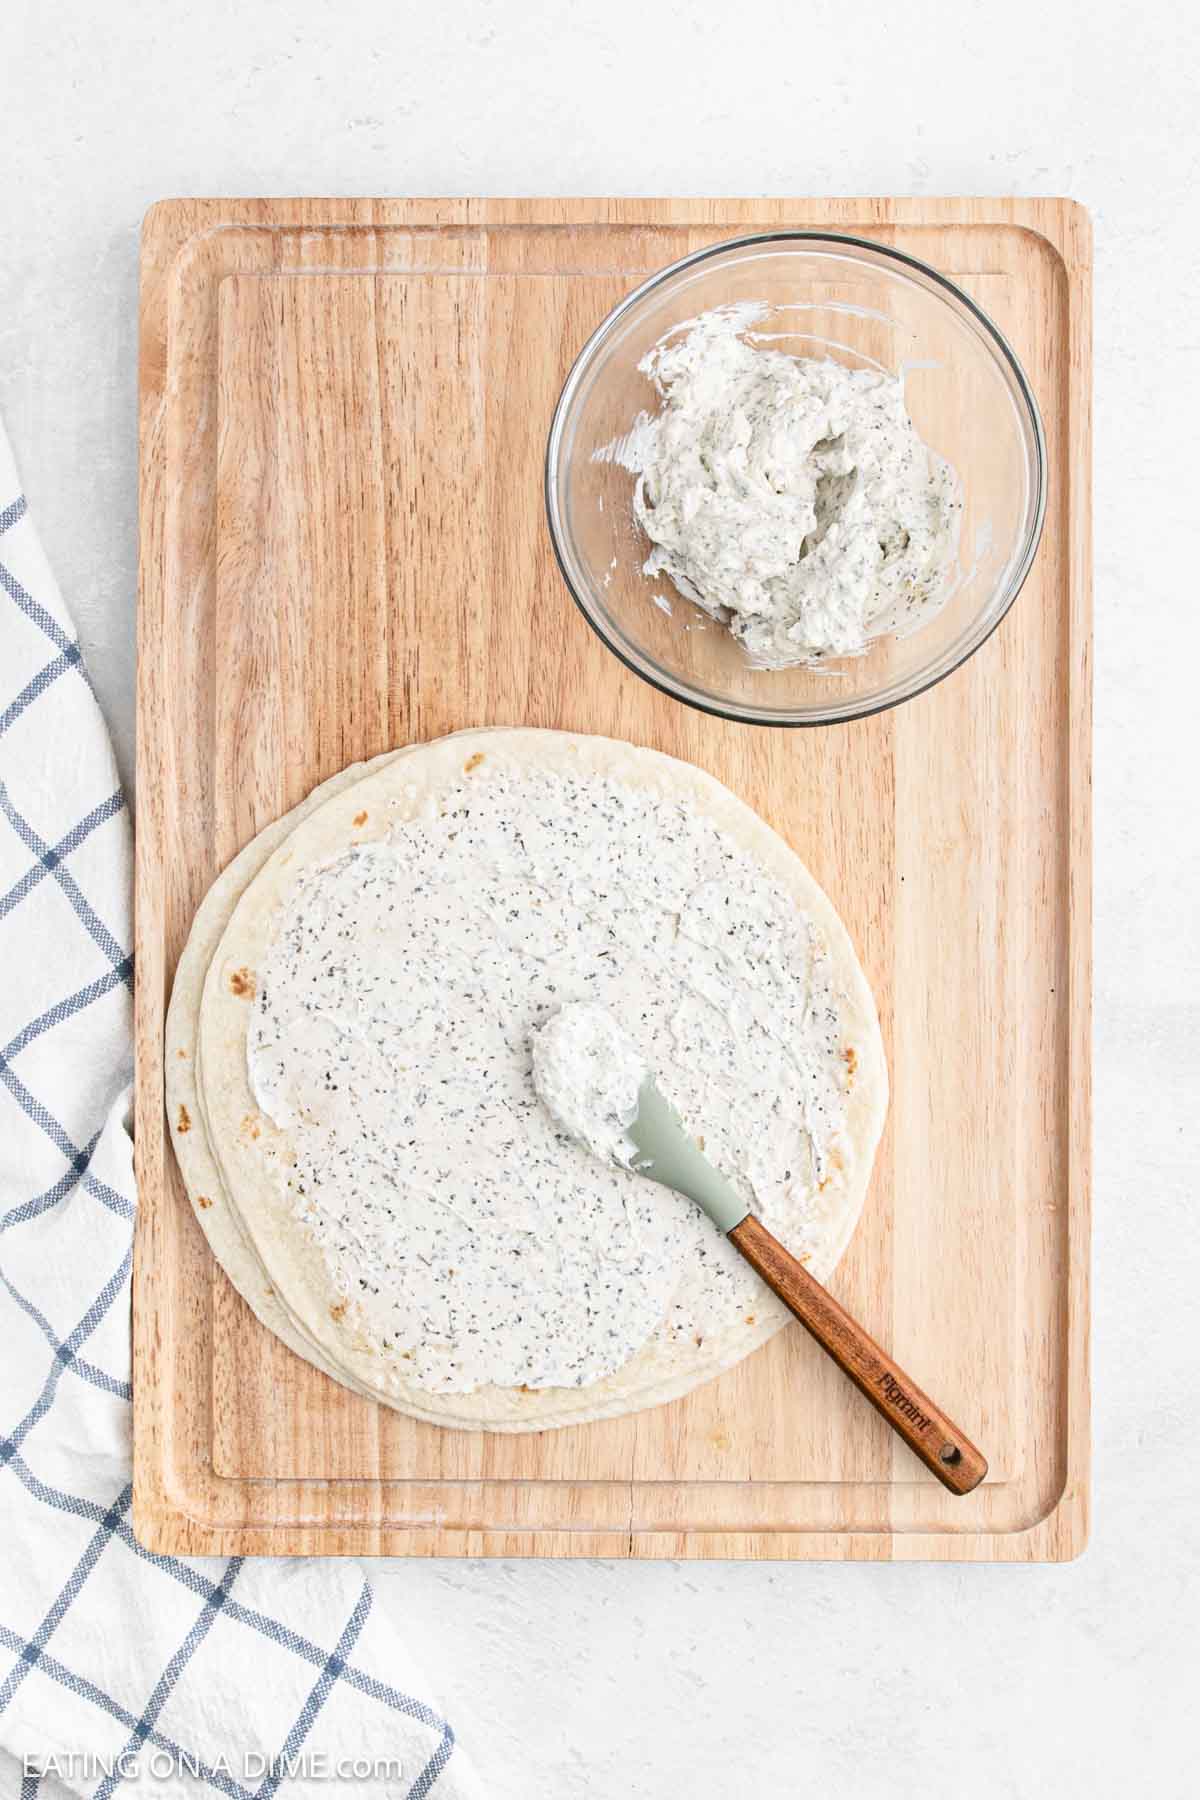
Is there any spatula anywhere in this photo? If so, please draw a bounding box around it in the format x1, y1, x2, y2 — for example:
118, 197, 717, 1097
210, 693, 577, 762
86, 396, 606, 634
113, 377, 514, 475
627, 1078, 988, 1495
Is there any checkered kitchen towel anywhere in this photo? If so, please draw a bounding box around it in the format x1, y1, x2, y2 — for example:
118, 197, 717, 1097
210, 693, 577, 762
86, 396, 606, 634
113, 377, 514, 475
0, 420, 476, 1799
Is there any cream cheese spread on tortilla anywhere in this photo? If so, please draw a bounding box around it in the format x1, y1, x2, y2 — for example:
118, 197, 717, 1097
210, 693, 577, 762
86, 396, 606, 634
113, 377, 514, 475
245, 762, 854, 1395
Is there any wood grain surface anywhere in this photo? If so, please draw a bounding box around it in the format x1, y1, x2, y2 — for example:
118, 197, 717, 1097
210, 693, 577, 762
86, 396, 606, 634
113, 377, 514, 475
134, 197, 1091, 1559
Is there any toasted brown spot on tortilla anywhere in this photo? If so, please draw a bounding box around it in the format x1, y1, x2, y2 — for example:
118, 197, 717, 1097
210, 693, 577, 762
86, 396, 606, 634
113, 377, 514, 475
744, 1314, 756, 1326
176, 1047, 187, 1059
696, 1133, 706, 1151
518, 1383, 534, 1393
819, 1146, 845, 1190
241, 1113, 261, 1141
176, 1104, 191, 1133
329, 1299, 348, 1322
196, 1194, 212, 1210
229, 967, 256, 999
711, 1431, 731, 1451
352, 810, 368, 827
844, 1045, 858, 1083
464, 752, 485, 772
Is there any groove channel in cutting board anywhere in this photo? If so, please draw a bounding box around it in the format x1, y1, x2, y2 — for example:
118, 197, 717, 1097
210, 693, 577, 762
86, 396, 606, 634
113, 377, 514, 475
134, 198, 1090, 1559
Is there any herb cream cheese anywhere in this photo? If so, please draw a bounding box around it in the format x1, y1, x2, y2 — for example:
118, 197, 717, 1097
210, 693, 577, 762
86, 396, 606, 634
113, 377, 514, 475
605, 303, 963, 666
246, 765, 853, 1395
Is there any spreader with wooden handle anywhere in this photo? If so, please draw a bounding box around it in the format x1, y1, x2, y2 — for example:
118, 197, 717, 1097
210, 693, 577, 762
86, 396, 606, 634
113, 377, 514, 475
628, 1078, 988, 1496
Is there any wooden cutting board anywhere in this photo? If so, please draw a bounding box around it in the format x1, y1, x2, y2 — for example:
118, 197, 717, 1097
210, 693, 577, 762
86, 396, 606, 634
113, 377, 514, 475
134, 197, 1091, 1559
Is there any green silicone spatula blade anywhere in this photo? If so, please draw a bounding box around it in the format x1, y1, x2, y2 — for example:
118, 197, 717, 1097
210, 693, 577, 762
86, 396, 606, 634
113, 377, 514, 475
626, 1077, 749, 1234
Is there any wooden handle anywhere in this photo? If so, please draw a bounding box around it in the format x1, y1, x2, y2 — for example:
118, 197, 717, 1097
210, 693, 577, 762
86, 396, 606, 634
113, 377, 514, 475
728, 1214, 988, 1495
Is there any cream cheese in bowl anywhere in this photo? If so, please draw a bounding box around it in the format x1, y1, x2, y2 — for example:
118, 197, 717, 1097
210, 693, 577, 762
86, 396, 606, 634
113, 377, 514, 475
600, 302, 964, 667
546, 232, 1046, 727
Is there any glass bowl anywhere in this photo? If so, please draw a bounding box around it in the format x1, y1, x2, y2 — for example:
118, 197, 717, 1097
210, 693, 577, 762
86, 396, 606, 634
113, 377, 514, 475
545, 232, 1046, 727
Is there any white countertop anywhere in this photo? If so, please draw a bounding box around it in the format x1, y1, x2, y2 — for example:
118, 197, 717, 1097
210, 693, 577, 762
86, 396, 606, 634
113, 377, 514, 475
4, 1, 1197, 1793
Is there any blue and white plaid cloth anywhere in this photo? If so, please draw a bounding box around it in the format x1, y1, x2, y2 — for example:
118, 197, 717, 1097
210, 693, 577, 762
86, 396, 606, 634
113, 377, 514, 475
0, 420, 477, 1800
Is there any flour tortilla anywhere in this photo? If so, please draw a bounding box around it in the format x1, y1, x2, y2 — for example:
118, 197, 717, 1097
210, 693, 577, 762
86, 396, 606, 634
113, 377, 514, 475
167, 749, 408, 1393
166, 734, 517, 1399
194, 729, 888, 1431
